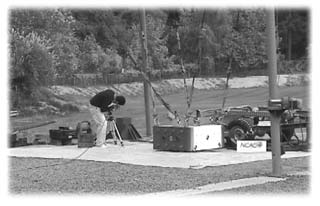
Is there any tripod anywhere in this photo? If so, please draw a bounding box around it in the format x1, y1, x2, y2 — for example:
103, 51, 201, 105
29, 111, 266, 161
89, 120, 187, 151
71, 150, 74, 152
106, 115, 124, 146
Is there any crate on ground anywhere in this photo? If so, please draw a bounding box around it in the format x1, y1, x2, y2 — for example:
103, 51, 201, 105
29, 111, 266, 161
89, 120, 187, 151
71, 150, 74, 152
78, 133, 95, 148
75, 121, 95, 148
115, 117, 132, 139
153, 124, 223, 152
49, 127, 76, 146
10, 131, 28, 147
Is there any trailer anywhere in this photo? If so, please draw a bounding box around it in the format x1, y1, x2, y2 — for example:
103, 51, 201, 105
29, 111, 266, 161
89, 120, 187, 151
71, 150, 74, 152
206, 105, 309, 148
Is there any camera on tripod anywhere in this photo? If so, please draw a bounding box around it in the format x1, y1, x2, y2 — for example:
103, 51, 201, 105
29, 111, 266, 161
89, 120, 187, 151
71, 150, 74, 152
104, 98, 126, 146
105, 104, 119, 120
106, 101, 121, 114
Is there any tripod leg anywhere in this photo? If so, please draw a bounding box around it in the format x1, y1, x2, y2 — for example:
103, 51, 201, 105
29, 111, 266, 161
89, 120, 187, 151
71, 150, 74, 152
110, 125, 117, 145
113, 120, 124, 146
105, 120, 116, 145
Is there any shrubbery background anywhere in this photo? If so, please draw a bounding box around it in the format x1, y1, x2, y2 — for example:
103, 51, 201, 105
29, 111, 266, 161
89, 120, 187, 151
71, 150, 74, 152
9, 9, 309, 110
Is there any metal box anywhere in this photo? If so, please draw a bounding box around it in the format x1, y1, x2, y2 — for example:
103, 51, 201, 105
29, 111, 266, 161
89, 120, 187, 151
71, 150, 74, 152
49, 128, 76, 145
78, 133, 95, 148
153, 125, 223, 152
49, 128, 76, 140
116, 117, 132, 139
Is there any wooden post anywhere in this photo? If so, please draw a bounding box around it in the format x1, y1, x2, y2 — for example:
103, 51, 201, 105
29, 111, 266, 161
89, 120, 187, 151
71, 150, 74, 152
266, 8, 282, 176
139, 9, 152, 137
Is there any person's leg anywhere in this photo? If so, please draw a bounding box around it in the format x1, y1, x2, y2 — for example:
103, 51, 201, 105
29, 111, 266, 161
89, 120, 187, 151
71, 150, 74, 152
89, 106, 107, 146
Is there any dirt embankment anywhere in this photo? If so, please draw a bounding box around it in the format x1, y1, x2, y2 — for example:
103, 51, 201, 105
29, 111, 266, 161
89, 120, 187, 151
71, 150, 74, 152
49, 74, 309, 98
41, 74, 308, 114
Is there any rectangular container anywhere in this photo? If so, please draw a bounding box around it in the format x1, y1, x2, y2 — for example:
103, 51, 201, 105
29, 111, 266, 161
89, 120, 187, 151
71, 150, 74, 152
49, 129, 76, 140
153, 125, 223, 152
116, 117, 132, 140
50, 138, 72, 146
78, 133, 95, 148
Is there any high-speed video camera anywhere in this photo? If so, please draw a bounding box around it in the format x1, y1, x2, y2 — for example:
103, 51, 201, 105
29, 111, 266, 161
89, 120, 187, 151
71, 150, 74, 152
106, 103, 120, 115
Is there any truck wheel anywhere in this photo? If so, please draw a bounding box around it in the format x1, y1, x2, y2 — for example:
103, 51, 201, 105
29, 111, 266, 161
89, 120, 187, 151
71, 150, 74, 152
268, 128, 294, 142
227, 119, 252, 148
281, 128, 295, 142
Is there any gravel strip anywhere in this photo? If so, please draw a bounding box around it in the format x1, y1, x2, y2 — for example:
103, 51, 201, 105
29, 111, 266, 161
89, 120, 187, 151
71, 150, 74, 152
9, 156, 310, 194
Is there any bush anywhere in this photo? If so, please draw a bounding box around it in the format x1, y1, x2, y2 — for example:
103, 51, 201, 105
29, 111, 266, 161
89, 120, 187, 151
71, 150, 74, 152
78, 36, 122, 74
278, 59, 309, 74
10, 29, 55, 108
51, 33, 80, 80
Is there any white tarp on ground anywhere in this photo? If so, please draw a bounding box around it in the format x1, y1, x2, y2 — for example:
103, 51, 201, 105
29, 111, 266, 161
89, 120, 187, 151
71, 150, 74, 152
8, 142, 310, 169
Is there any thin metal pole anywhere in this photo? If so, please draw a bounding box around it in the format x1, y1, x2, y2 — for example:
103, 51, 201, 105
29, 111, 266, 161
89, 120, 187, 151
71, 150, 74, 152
266, 8, 282, 176
139, 9, 152, 136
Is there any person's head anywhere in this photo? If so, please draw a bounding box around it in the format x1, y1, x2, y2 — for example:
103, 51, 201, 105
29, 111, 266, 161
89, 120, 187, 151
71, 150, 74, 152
115, 95, 126, 106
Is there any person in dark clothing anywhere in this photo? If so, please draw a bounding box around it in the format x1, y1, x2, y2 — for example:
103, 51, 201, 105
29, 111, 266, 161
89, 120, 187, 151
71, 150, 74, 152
90, 89, 126, 113
89, 89, 125, 147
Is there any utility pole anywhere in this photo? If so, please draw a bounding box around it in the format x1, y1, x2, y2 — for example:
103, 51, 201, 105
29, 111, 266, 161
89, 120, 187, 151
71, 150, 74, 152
266, 8, 282, 176
139, 9, 152, 137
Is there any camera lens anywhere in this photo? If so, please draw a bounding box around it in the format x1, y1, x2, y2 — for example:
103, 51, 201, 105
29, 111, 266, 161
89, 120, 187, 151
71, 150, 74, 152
115, 96, 126, 105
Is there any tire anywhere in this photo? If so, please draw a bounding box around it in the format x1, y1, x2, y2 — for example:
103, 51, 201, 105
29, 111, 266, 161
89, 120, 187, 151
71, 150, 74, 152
226, 119, 252, 148
264, 127, 294, 142
281, 128, 295, 142
280, 115, 295, 142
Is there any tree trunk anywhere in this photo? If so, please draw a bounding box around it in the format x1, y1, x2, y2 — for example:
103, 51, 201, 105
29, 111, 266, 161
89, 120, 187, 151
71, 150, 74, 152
287, 10, 292, 60
211, 57, 215, 76
139, 9, 152, 137
287, 28, 292, 60
122, 56, 126, 70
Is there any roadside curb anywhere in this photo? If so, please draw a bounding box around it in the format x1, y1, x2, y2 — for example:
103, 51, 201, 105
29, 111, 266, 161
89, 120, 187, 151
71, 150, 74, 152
287, 171, 310, 176
144, 176, 286, 196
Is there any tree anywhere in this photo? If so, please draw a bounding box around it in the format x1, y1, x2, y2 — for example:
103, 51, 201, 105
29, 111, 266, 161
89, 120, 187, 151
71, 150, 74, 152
227, 9, 268, 68
196, 9, 268, 72
277, 9, 309, 60
71, 10, 135, 67
10, 9, 80, 81
77, 35, 122, 74
52, 33, 80, 79
9, 29, 55, 107
10, 9, 75, 40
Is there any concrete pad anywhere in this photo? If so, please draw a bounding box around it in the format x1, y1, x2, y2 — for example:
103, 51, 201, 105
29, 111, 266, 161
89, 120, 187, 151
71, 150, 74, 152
145, 176, 286, 196
8, 141, 310, 169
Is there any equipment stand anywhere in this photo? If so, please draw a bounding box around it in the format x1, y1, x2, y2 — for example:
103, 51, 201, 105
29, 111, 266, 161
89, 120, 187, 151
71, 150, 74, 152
106, 115, 124, 146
